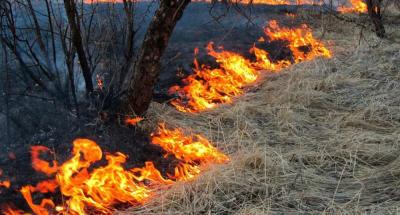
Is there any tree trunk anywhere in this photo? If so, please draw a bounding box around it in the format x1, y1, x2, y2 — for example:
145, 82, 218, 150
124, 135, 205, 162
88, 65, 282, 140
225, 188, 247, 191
64, 0, 94, 93
366, 0, 385, 38
123, 0, 135, 62
123, 0, 190, 116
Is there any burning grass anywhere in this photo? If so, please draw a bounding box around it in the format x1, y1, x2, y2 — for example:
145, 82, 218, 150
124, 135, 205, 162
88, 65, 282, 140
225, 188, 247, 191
130, 15, 400, 214
169, 20, 331, 113
1, 124, 229, 214
338, 0, 368, 13
0, 3, 398, 214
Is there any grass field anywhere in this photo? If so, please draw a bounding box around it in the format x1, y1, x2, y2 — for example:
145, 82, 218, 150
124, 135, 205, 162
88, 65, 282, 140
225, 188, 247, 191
125, 9, 400, 214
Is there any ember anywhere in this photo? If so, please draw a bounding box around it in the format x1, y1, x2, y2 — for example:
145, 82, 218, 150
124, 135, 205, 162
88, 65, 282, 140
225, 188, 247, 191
125, 116, 144, 126
96, 74, 104, 90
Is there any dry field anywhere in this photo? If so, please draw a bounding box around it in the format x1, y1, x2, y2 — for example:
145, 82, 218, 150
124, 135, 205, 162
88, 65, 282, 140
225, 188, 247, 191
124, 11, 400, 215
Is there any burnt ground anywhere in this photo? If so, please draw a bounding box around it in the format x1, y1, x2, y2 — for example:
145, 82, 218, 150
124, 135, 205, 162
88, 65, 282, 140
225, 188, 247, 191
0, 120, 169, 211
156, 3, 322, 98
0, 2, 328, 212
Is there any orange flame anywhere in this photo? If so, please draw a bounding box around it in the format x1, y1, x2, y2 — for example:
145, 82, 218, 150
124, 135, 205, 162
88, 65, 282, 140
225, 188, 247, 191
0, 169, 11, 189
1, 204, 26, 215
7, 124, 228, 214
0, 180, 10, 189
125, 116, 144, 125
169, 42, 259, 112
237, 0, 321, 4
20, 180, 57, 215
56, 138, 160, 214
31, 146, 58, 176
151, 123, 228, 181
338, 0, 367, 13
169, 20, 331, 112
84, 0, 322, 4
264, 20, 332, 62
151, 123, 229, 164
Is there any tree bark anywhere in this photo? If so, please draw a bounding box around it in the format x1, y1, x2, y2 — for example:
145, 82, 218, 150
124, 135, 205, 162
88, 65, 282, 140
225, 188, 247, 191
123, 0, 135, 62
123, 0, 190, 115
64, 0, 94, 93
366, 0, 385, 38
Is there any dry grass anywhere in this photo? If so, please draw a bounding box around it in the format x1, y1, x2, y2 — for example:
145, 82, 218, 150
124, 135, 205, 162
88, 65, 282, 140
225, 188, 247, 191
122, 14, 400, 215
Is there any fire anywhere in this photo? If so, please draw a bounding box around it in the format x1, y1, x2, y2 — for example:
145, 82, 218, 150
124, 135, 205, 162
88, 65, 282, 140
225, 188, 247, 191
152, 123, 229, 164
84, 0, 323, 5
20, 181, 57, 215
55, 138, 161, 214
236, 0, 321, 4
3, 124, 228, 214
1, 204, 25, 215
151, 123, 229, 180
250, 45, 290, 71
168, 42, 260, 112
0, 180, 10, 189
338, 0, 368, 13
0, 169, 10, 189
193, 0, 323, 5
31, 146, 58, 176
125, 116, 144, 125
264, 20, 332, 62
169, 20, 331, 112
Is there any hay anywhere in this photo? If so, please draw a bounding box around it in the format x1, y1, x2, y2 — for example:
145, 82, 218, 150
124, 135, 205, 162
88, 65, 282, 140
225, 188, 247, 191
122, 16, 400, 214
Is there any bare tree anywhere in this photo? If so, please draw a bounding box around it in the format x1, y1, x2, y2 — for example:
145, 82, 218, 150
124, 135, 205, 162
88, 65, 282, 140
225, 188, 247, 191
123, 0, 191, 116
64, 0, 94, 93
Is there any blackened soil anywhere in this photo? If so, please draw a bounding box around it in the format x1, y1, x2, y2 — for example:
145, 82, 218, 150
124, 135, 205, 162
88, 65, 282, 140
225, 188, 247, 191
0, 2, 325, 212
0, 118, 176, 212
156, 3, 322, 100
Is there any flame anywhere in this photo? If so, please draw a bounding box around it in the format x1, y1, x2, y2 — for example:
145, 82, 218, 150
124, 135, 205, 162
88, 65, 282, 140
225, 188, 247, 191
0, 169, 10, 189
152, 123, 229, 164
338, 0, 367, 13
31, 146, 58, 176
236, 0, 321, 4
151, 123, 229, 180
56, 138, 163, 214
169, 42, 259, 112
20, 181, 57, 215
169, 20, 331, 112
250, 45, 291, 71
264, 20, 332, 62
5, 124, 228, 214
0, 180, 10, 189
125, 116, 144, 125
1, 204, 26, 215
84, 0, 323, 5
192, 0, 323, 5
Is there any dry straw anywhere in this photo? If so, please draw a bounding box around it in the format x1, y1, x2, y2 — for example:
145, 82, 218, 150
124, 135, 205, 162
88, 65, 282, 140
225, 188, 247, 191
123, 12, 400, 215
